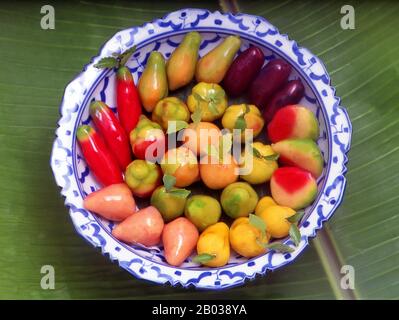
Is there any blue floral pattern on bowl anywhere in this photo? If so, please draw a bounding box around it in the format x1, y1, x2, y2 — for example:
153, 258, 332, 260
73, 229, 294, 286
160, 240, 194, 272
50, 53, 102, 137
50, 9, 352, 290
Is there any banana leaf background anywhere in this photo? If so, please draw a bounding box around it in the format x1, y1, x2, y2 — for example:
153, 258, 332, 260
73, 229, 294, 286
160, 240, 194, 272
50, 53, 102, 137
0, 0, 398, 299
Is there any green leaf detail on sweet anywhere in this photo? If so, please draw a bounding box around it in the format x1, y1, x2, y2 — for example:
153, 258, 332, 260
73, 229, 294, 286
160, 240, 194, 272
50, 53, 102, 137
251, 147, 263, 158
118, 46, 136, 67
168, 188, 191, 198
208, 101, 220, 115
263, 153, 280, 161
192, 92, 207, 103
219, 133, 233, 161
251, 147, 280, 162
166, 120, 188, 134
191, 106, 202, 125
286, 210, 305, 223
289, 224, 301, 247
234, 114, 246, 130
192, 253, 216, 264
193, 86, 225, 116
94, 57, 119, 69
249, 213, 266, 239
263, 242, 295, 253
163, 174, 176, 192
208, 84, 225, 104
94, 46, 136, 69
234, 105, 250, 130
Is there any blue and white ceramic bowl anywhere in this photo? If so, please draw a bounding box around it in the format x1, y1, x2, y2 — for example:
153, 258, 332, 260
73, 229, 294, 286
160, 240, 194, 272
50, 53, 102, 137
50, 9, 352, 289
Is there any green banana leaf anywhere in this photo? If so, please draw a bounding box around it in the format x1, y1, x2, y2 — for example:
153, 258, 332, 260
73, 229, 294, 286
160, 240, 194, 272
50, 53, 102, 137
0, 0, 398, 299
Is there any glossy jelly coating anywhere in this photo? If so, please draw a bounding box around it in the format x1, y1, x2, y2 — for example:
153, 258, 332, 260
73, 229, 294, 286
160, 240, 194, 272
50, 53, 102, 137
222, 46, 265, 97
270, 167, 318, 210
272, 138, 323, 178
267, 105, 319, 143
163, 217, 199, 266
112, 206, 164, 247
263, 80, 305, 123
249, 58, 292, 108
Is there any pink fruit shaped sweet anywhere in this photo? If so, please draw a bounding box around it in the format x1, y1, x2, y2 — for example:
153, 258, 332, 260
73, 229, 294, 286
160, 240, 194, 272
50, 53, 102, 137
112, 206, 164, 247
270, 167, 318, 210
162, 217, 199, 266
83, 183, 136, 221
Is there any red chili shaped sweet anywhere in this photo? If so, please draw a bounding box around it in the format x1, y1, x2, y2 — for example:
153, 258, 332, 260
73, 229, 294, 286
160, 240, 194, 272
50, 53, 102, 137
76, 125, 123, 186
89, 101, 131, 170
117, 66, 142, 135
94, 48, 141, 136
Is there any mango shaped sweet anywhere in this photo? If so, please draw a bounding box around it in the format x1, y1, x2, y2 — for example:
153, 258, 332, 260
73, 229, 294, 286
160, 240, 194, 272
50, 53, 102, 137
272, 138, 323, 178
125, 160, 162, 198
160, 146, 199, 188
150, 186, 188, 222
220, 182, 258, 219
166, 31, 201, 91
112, 206, 164, 247
195, 35, 241, 84
187, 82, 227, 121
184, 195, 221, 231
229, 217, 270, 258
255, 196, 277, 216
152, 97, 190, 131
257, 205, 295, 238
267, 105, 319, 143
221, 104, 264, 140
196, 222, 230, 267
163, 217, 199, 266
138, 51, 168, 112
83, 183, 136, 221
270, 167, 317, 210
240, 142, 278, 184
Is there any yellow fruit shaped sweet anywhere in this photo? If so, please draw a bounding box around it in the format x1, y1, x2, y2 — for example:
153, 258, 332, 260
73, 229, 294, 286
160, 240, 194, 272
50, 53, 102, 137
229, 217, 270, 258
240, 142, 278, 184
160, 146, 199, 188
222, 104, 264, 140
255, 196, 276, 216
187, 82, 227, 121
257, 205, 296, 238
196, 222, 230, 267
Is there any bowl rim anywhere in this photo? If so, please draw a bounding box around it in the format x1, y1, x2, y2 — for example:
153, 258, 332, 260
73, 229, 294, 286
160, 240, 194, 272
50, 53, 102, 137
50, 8, 352, 290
